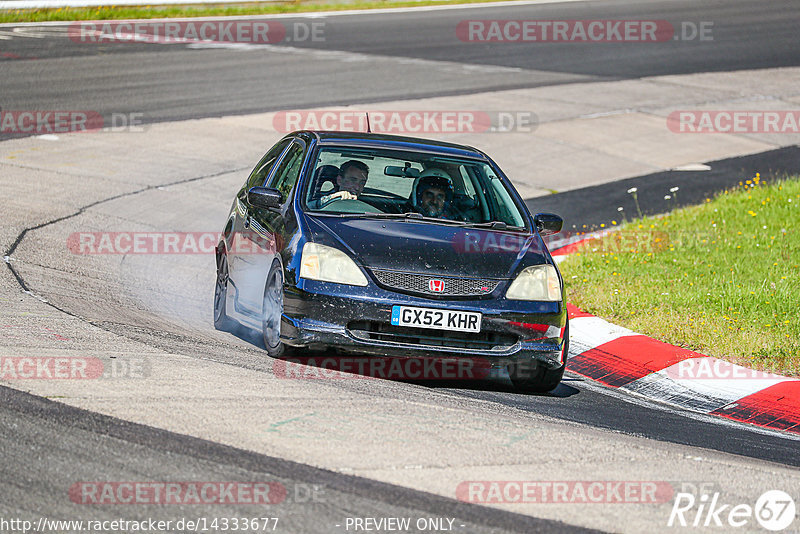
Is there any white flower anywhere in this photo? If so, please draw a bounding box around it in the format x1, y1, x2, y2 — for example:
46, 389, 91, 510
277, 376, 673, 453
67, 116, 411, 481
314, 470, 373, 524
617, 207, 624, 212
627, 187, 638, 194
670, 187, 679, 193
664, 195, 671, 200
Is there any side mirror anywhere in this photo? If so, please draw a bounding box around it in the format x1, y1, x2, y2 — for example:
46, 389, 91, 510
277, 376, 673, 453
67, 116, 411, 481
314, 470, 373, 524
534, 213, 563, 236
247, 187, 283, 209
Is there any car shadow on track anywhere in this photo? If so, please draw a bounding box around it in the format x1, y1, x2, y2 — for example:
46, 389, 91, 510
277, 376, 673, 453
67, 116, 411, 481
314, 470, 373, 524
412, 377, 581, 398
219, 321, 580, 397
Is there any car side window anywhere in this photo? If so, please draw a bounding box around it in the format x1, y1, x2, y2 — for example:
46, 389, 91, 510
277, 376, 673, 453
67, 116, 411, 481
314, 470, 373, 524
246, 139, 292, 189
268, 142, 306, 202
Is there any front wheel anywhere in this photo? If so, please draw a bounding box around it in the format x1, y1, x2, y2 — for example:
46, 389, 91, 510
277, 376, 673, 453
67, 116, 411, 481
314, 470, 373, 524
262, 261, 293, 357
509, 322, 569, 393
213, 252, 233, 331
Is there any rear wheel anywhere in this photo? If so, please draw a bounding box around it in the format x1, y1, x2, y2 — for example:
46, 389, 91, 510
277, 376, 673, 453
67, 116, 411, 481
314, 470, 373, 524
262, 261, 293, 357
509, 322, 569, 393
213, 252, 233, 330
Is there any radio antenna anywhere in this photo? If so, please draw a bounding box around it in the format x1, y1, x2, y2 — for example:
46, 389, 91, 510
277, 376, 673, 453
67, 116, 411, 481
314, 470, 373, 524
365, 112, 371, 133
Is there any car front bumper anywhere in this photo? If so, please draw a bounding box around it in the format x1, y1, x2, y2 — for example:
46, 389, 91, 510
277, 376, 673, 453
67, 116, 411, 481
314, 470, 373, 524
281, 278, 567, 370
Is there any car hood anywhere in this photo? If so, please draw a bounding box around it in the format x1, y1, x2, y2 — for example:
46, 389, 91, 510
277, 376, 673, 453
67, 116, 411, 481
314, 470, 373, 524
307, 216, 549, 279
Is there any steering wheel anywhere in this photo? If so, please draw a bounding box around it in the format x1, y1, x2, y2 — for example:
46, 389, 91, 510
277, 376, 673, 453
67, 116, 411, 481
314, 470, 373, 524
318, 198, 382, 213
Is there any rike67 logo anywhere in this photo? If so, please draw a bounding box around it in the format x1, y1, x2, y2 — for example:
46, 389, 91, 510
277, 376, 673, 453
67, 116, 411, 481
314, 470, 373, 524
668, 490, 796, 531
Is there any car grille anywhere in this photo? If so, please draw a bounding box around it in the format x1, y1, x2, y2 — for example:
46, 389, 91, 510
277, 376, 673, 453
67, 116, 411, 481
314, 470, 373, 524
348, 321, 518, 351
370, 269, 501, 297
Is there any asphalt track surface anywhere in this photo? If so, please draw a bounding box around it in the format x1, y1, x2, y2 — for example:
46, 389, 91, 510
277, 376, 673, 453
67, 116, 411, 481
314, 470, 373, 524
0, 0, 798, 126
1, 386, 595, 533
7, 151, 800, 469
2, 0, 800, 532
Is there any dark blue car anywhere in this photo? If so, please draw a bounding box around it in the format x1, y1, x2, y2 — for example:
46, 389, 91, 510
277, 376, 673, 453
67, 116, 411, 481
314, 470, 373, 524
214, 131, 568, 392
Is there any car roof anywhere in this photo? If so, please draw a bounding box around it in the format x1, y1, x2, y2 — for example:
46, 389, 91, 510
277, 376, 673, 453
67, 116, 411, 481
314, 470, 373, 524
292, 131, 489, 161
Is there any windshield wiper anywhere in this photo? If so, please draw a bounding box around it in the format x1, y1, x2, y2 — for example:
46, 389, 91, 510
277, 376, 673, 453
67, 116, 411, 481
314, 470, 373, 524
350, 212, 425, 220
322, 212, 525, 230
355, 213, 477, 226
351, 212, 475, 226
309, 212, 420, 219
351, 214, 527, 230
460, 221, 527, 231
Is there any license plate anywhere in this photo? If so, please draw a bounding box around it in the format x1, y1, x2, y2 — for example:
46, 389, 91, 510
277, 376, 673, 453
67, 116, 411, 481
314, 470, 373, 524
390, 305, 481, 333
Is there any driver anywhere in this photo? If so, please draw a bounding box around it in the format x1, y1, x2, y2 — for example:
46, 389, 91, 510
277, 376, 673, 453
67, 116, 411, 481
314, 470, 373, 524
410, 168, 456, 219
315, 160, 369, 206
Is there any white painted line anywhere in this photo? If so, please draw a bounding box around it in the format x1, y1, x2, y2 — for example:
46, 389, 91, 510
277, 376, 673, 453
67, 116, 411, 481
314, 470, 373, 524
180, 41, 526, 75
0, 0, 592, 19
579, 109, 634, 119
673, 163, 712, 171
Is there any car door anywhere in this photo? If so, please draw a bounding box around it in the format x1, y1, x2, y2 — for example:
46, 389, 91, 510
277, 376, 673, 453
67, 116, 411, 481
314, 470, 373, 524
236, 138, 308, 313
228, 138, 292, 315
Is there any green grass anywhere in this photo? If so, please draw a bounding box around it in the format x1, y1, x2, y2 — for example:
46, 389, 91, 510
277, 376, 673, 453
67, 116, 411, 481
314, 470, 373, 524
0, 0, 505, 23
560, 173, 800, 377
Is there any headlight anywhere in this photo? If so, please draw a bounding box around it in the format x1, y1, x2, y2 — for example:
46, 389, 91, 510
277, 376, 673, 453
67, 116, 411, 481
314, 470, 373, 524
299, 242, 368, 286
506, 264, 561, 301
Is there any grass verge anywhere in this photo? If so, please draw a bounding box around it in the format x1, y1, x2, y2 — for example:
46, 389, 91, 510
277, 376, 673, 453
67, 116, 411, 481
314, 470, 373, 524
1, 0, 504, 23
559, 173, 800, 377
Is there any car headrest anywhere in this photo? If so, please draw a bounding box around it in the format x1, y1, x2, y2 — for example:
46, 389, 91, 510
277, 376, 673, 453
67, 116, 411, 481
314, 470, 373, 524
311, 165, 341, 197
315, 164, 340, 183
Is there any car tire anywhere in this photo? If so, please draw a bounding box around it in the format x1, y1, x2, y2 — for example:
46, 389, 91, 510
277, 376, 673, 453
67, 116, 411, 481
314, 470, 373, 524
213, 251, 233, 331
509, 321, 569, 393
262, 260, 293, 358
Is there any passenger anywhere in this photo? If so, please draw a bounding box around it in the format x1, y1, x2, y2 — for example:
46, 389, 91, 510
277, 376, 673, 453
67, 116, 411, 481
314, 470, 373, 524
409, 168, 456, 219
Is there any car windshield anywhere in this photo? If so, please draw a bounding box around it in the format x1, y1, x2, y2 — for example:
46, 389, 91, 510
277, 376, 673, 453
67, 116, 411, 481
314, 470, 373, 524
304, 147, 528, 228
